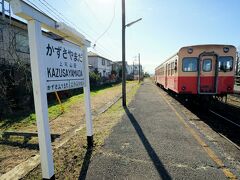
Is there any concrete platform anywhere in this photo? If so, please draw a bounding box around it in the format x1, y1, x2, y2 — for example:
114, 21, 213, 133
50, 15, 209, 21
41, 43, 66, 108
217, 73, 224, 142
84, 81, 230, 180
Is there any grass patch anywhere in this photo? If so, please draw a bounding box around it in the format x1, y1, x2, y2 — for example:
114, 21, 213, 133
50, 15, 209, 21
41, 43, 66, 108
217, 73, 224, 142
0, 81, 136, 132
23, 82, 140, 179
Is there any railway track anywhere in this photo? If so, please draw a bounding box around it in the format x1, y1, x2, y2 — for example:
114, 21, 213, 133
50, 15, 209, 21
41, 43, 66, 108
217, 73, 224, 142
209, 109, 240, 128
208, 109, 240, 150
169, 93, 240, 148
157, 85, 240, 149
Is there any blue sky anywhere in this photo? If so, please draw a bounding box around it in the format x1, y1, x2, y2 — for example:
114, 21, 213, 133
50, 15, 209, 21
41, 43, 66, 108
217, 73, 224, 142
19, 0, 240, 73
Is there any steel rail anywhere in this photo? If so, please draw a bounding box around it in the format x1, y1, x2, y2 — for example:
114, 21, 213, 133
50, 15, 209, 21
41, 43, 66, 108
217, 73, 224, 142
218, 132, 240, 151
209, 109, 240, 128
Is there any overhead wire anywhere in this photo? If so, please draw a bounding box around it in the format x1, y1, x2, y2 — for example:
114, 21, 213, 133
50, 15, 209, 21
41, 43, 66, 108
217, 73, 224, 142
35, 0, 119, 60
24, 0, 48, 17
64, 0, 121, 58
40, 0, 98, 38
66, 0, 121, 54
24, 0, 118, 61
60, 0, 100, 38
36, 0, 65, 23
81, 0, 121, 50
38, 0, 69, 23
93, 0, 117, 48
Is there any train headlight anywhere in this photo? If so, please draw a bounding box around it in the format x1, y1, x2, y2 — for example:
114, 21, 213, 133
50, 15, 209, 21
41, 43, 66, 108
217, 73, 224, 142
182, 86, 186, 90
223, 47, 229, 53
227, 86, 232, 91
188, 48, 193, 54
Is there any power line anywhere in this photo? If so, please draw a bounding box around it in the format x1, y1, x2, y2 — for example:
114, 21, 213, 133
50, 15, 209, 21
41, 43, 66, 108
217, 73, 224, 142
61, 0, 121, 53
29, 0, 120, 61
40, 0, 95, 37
36, 0, 67, 23
82, 0, 103, 27
62, 0, 121, 50
81, 0, 121, 50
25, 0, 47, 16
59, 0, 100, 38
41, 0, 111, 44
39, 0, 67, 22
93, 0, 117, 47
36, 0, 94, 40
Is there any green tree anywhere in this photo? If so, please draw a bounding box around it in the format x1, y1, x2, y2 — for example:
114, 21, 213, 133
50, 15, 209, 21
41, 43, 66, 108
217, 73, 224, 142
89, 71, 100, 86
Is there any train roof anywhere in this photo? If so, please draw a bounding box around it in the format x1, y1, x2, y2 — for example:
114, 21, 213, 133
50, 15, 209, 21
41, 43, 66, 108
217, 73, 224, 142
179, 44, 236, 51
155, 53, 177, 70
155, 44, 236, 71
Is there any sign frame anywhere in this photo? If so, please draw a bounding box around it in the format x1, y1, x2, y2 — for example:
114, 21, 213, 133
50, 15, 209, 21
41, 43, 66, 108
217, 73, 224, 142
42, 35, 85, 93
10, 0, 93, 179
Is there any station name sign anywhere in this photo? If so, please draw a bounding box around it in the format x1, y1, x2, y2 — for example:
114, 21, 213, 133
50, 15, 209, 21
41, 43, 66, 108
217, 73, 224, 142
42, 36, 85, 93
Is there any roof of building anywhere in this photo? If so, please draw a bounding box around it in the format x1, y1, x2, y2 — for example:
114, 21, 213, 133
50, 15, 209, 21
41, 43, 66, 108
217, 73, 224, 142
88, 51, 113, 62
0, 12, 85, 42
0, 12, 28, 29
0, 12, 63, 40
88, 51, 99, 57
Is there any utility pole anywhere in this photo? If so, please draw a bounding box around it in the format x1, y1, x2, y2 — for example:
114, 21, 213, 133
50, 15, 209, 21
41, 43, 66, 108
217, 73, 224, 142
121, 0, 142, 107
138, 53, 141, 83
122, 0, 126, 107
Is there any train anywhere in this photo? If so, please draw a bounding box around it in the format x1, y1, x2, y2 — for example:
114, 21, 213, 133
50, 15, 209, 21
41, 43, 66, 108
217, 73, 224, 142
155, 44, 236, 99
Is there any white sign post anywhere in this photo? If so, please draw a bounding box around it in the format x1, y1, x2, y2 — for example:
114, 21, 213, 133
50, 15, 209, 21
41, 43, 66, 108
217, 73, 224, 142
10, 0, 93, 179
28, 19, 55, 180
83, 46, 93, 146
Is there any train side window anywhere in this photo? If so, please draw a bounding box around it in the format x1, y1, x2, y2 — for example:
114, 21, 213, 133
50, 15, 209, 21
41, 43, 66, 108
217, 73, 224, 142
171, 62, 174, 75
168, 64, 170, 76
202, 59, 212, 72
218, 56, 233, 72
174, 60, 177, 72
182, 57, 197, 72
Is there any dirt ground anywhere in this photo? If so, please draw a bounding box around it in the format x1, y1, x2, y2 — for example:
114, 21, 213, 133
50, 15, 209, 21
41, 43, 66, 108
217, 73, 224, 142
23, 82, 140, 179
0, 81, 138, 176
227, 94, 240, 107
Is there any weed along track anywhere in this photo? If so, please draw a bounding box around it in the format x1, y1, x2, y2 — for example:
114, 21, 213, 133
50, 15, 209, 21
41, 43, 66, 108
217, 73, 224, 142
22, 82, 140, 179
0, 82, 139, 178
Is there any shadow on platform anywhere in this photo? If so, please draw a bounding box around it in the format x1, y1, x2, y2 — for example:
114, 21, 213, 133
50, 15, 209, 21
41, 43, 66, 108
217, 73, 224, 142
78, 106, 172, 180
124, 107, 172, 180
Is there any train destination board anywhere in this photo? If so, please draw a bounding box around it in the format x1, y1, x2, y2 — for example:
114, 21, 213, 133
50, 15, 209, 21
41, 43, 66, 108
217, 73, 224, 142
42, 36, 85, 93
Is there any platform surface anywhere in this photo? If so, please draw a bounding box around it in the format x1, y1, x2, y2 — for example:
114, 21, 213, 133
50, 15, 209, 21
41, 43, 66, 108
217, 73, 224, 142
84, 81, 228, 180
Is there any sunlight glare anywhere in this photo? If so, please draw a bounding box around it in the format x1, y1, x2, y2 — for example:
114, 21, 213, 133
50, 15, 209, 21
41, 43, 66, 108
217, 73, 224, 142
98, 0, 113, 4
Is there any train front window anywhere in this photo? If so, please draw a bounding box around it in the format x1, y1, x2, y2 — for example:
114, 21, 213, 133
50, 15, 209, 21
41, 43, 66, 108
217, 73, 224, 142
218, 56, 233, 72
182, 57, 197, 72
202, 59, 212, 72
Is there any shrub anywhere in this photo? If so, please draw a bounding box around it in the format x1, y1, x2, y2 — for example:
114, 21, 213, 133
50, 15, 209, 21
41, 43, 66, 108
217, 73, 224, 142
89, 71, 100, 86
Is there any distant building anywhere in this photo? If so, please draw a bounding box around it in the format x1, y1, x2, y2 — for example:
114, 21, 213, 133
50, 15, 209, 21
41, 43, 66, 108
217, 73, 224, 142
88, 51, 113, 78
128, 64, 143, 79
0, 11, 74, 97
129, 64, 142, 74
0, 13, 30, 66
0, 12, 64, 66
112, 61, 121, 78
115, 61, 131, 75
0, 11, 82, 113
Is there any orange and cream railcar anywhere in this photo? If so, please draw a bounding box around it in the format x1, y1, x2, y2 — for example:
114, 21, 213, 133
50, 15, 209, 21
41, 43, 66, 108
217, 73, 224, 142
155, 45, 236, 95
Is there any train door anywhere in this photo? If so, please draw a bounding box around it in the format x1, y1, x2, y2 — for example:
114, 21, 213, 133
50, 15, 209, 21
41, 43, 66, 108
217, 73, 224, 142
165, 63, 168, 88
198, 55, 217, 94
